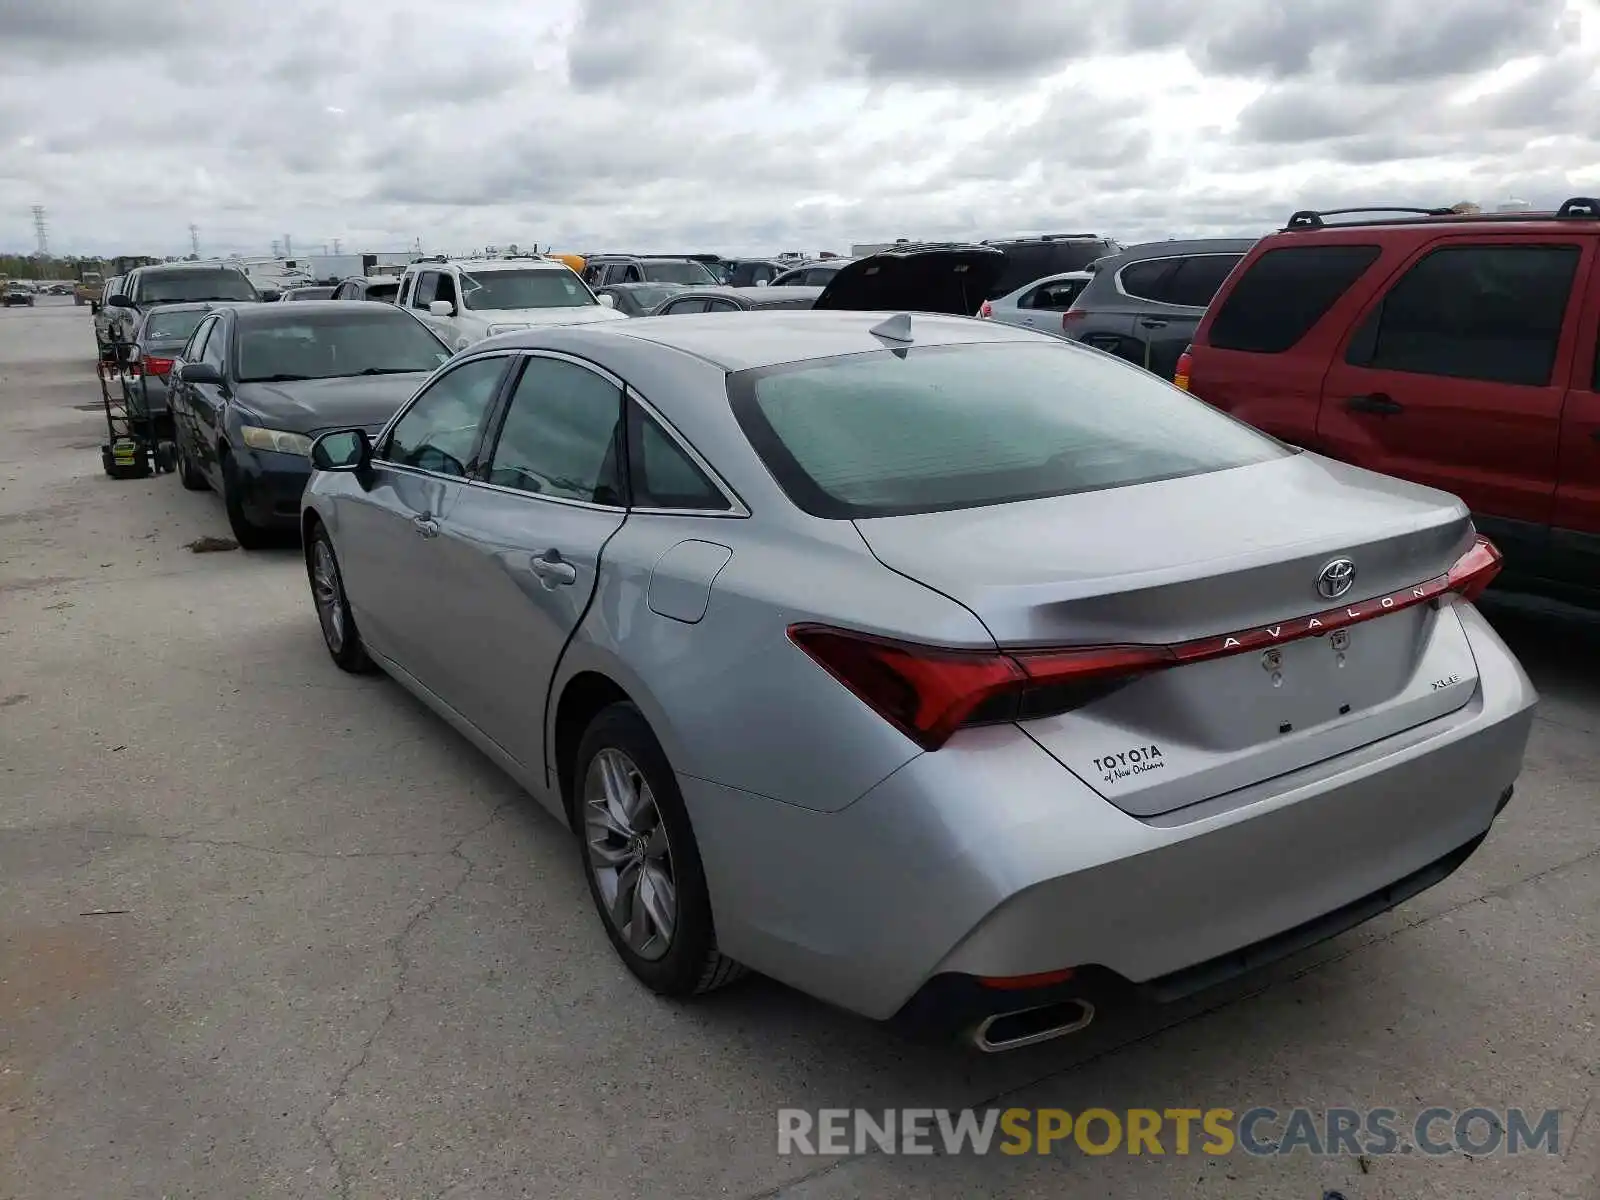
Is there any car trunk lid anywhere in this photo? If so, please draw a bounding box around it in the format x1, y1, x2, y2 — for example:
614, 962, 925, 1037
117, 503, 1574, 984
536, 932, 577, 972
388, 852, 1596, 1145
812, 243, 1005, 316
852, 454, 1484, 816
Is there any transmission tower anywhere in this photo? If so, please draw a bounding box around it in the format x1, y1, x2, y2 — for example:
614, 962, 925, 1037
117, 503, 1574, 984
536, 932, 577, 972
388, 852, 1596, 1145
31, 206, 48, 256
284, 234, 293, 257
332, 238, 342, 255
189, 224, 200, 256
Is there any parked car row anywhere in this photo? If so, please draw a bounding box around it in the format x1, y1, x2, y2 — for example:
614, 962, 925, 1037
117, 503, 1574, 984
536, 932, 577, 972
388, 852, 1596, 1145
101, 207, 1598, 1049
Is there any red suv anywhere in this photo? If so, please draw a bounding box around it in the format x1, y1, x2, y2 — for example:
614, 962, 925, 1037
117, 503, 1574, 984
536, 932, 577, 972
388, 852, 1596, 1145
1184, 198, 1600, 606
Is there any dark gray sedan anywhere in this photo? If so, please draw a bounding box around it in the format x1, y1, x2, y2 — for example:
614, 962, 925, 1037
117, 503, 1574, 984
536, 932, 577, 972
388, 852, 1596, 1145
126, 303, 223, 437
650, 285, 823, 315
166, 301, 451, 547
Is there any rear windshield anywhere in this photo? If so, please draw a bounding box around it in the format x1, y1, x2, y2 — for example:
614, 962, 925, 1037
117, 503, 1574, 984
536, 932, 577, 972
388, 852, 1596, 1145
137, 269, 258, 304
1207, 245, 1381, 353
730, 342, 1289, 518
366, 281, 399, 301
145, 310, 208, 340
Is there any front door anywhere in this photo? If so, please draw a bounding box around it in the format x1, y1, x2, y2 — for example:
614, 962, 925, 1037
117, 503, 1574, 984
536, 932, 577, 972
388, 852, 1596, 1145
1318, 238, 1589, 542
335, 353, 513, 697
1554, 256, 1600, 589
433, 353, 630, 769
189, 315, 234, 485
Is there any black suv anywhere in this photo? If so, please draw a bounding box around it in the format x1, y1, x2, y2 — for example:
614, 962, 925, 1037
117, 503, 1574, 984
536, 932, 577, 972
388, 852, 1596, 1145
1058, 238, 1256, 380
980, 233, 1123, 300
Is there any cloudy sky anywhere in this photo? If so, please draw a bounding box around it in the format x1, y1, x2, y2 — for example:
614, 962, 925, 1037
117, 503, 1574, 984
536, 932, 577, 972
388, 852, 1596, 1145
2, 0, 1598, 260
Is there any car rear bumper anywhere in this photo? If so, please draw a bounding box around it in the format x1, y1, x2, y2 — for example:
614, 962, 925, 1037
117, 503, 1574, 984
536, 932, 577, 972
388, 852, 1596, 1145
233, 448, 312, 529
680, 602, 1536, 1025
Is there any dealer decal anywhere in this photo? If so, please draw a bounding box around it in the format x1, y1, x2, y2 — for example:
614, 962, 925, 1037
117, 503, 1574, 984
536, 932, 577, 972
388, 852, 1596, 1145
1094, 744, 1165, 785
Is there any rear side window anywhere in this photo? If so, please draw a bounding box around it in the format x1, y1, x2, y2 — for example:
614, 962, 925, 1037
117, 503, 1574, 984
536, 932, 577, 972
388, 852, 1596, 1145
1117, 260, 1175, 303
729, 342, 1288, 519
1208, 245, 1381, 353
1163, 255, 1243, 307
1346, 244, 1580, 388
628, 406, 730, 511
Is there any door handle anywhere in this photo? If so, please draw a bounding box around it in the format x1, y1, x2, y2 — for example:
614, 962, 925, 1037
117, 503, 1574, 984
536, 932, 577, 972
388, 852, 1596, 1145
531, 550, 577, 587
1138, 318, 1168, 329
412, 514, 439, 538
1345, 393, 1404, 416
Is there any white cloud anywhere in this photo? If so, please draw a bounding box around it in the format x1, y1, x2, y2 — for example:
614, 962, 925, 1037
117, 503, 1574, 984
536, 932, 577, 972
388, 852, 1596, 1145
0, 0, 1597, 258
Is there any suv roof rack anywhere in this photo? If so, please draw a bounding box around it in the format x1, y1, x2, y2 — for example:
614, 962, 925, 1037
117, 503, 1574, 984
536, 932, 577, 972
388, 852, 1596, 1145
983, 233, 1102, 244
1285, 197, 1600, 231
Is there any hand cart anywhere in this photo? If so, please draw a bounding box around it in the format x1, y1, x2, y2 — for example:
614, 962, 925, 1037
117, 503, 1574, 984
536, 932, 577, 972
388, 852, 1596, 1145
97, 331, 177, 480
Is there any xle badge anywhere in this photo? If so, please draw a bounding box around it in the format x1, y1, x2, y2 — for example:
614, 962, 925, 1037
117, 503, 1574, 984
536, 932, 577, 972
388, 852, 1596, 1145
1093, 744, 1166, 786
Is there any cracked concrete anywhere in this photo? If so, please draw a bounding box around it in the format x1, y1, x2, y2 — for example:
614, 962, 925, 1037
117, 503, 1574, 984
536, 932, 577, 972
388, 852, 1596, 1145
2, 299, 1598, 1199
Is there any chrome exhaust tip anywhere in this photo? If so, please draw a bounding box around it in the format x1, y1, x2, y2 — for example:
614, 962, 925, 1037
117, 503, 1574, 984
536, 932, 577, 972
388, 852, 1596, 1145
969, 998, 1095, 1053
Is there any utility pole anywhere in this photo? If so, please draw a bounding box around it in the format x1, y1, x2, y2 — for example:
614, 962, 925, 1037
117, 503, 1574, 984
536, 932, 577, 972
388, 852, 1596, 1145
271, 239, 281, 257
332, 238, 342, 255
31, 206, 48, 257
284, 234, 293, 257
189, 224, 200, 256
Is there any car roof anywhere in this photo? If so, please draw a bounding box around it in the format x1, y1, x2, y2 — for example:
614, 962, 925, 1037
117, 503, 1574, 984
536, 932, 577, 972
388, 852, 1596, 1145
132, 262, 247, 275
479, 308, 1041, 372
1098, 238, 1258, 266
600, 280, 686, 289
140, 301, 218, 314
443, 258, 569, 272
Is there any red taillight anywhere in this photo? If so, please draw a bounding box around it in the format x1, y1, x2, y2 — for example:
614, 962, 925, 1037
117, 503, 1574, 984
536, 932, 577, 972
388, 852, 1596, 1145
1174, 345, 1193, 392
789, 536, 1503, 751
787, 625, 1171, 751
978, 301, 993, 319
1445, 535, 1502, 603
144, 356, 175, 377
1061, 310, 1087, 329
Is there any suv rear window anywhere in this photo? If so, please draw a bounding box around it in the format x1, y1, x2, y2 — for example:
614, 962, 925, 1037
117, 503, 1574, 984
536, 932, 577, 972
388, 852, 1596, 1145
729, 342, 1288, 519
136, 269, 258, 305
989, 239, 1118, 298
1207, 245, 1380, 353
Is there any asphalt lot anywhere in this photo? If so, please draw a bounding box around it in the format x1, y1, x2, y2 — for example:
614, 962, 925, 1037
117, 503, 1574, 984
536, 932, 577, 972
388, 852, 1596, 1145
1, 295, 1597, 1200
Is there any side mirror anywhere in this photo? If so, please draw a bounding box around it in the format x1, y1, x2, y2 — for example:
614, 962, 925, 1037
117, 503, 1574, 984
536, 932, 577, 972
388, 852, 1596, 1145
310, 429, 372, 472
597, 293, 616, 308
178, 362, 223, 385
259, 289, 280, 302
107, 294, 135, 309
429, 300, 456, 317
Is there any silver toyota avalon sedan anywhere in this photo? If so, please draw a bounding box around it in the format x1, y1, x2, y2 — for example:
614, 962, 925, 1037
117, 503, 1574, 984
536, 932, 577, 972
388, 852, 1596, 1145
300, 310, 1535, 1051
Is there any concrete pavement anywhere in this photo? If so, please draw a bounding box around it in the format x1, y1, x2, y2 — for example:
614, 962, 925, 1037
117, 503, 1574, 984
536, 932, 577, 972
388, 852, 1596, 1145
1, 297, 1596, 1199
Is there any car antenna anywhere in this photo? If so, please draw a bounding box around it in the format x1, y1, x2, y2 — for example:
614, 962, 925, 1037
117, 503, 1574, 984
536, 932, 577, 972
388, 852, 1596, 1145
869, 313, 913, 343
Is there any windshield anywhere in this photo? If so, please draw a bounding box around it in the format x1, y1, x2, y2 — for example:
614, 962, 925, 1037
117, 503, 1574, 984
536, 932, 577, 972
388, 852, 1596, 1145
139, 269, 258, 304
459, 269, 595, 311
730, 342, 1289, 518
641, 260, 718, 285
145, 310, 208, 341
236, 309, 450, 383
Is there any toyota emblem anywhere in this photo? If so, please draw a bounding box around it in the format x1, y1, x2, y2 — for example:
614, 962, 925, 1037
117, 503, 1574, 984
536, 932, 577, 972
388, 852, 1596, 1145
1316, 557, 1357, 600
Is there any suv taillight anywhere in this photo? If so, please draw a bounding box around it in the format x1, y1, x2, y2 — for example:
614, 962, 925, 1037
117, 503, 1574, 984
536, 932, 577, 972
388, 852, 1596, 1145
1061, 311, 1087, 330
978, 301, 992, 319
1174, 346, 1193, 391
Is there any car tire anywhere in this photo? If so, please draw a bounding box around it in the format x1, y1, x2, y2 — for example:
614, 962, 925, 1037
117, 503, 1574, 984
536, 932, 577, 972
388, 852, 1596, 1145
575, 703, 746, 997
175, 439, 208, 491
219, 450, 273, 549
306, 523, 374, 673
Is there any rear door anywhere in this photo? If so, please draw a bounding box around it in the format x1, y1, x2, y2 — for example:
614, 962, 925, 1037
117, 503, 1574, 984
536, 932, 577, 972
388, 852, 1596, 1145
436, 353, 630, 768
1553, 248, 1600, 588
335, 354, 513, 698
1319, 237, 1589, 542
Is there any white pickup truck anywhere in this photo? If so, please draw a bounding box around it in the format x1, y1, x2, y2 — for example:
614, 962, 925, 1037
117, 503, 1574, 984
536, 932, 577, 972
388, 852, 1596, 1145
394, 256, 626, 351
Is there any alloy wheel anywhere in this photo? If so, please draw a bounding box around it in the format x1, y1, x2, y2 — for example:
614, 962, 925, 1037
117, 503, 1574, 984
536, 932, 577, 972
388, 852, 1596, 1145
583, 748, 677, 961
310, 539, 345, 653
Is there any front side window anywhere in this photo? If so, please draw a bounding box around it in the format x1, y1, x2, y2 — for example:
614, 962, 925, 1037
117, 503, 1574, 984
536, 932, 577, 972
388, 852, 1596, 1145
730, 341, 1289, 519
201, 320, 229, 371
382, 355, 508, 477
1347, 243, 1580, 387
1027, 279, 1087, 310
663, 298, 711, 315
410, 272, 439, 310
459, 269, 595, 311
485, 357, 623, 504
184, 316, 217, 362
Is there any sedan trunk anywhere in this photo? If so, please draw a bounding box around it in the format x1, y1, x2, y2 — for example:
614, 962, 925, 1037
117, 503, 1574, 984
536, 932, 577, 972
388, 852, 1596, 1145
852, 454, 1484, 816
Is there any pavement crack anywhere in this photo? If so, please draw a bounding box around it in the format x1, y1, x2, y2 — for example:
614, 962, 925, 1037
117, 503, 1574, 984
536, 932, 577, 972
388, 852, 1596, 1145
309, 801, 512, 1200
0, 825, 467, 862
